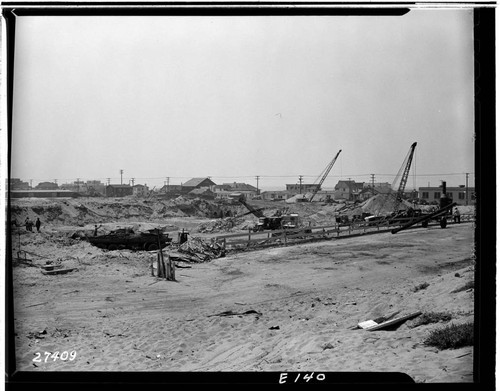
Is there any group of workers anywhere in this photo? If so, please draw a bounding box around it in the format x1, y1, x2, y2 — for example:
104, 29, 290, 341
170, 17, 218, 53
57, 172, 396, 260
22, 216, 42, 232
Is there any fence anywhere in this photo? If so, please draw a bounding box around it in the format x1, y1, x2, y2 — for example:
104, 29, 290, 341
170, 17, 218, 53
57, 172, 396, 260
213, 213, 475, 251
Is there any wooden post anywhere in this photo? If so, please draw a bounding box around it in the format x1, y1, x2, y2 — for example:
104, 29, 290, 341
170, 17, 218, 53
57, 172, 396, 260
157, 251, 163, 278
160, 250, 167, 280
166, 254, 175, 281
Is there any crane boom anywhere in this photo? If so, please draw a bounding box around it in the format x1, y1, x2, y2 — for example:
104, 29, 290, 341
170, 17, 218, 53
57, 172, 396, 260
229, 193, 265, 218
309, 149, 342, 202
393, 142, 417, 212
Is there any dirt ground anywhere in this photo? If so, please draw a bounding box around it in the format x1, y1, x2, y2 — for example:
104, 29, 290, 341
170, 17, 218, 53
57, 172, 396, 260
8, 196, 475, 383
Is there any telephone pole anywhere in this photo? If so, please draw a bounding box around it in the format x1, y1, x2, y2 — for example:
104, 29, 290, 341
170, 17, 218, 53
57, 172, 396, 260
299, 175, 303, 194
465, 172, 469, 206
255, 175, 260, 195
120, 169, 124, 185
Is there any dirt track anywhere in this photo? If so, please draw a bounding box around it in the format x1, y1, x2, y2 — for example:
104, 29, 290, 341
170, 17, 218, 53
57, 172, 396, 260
11, 219, 475, 382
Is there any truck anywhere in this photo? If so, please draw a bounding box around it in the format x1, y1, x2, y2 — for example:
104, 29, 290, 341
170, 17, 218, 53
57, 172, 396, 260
229, 193, 307, 232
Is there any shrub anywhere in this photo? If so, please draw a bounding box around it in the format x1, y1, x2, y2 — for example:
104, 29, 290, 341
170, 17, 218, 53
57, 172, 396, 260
424, 322, 474, 350
409, 311, 452, 328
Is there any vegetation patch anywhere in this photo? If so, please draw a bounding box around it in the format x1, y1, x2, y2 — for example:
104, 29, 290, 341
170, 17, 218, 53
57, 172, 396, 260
408, 311, 452, 328
424, 322, 474, 350
412, 282, 430, 292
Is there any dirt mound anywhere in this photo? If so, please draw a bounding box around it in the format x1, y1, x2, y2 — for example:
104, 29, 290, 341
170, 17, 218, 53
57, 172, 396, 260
10, 196, 232, 227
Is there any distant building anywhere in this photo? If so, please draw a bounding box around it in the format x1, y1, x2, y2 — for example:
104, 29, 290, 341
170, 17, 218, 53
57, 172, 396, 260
312, 190, 337, 202
86, 180, 106, 195
189, 187, 216, 199
181, 177, 216, 193
214, 182, 258, 200
286, 183, 320, 194
133, 184, 149, 197
359, 183, 392, 200
260, 190, 290, 201
334, 180, 364, 201
159, 184, 182, 194
10, 190, 78, 198
105, 184, 133, 197
35, 181, 59, 190
9, 178, 30, 190
60, 180, 86, 193
363, 182, 391, 190
418, 185, 475, 206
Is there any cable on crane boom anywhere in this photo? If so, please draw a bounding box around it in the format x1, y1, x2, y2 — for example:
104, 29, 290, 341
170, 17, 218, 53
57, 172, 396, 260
309, 149, 342, 202
390, 142, 417, 213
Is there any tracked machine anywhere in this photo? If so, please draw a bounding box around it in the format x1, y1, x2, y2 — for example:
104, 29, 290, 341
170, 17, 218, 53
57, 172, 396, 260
229, 193, 306, 232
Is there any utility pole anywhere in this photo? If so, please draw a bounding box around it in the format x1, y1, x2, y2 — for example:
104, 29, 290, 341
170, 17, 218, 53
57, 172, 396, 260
255, 175, 260, 195
299, 175, 303, 194
465, 173, 469, 206
120, 169, 124, 185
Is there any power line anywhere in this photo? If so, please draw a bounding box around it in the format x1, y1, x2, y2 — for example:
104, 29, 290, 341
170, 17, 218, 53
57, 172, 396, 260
13, 172, 475, 185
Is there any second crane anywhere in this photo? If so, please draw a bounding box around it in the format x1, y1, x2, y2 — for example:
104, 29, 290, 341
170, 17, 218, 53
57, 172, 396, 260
309, 149, 342, 202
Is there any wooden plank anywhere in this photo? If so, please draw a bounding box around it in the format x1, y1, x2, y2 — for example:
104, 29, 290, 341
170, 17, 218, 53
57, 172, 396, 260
358, 320, 378, 329
40, 264, 61, 271
365, 312, 422, 331
41, 267, 78, 275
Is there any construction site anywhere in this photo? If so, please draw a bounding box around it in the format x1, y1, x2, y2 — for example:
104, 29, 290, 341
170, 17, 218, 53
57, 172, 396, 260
8, 142, 476, 382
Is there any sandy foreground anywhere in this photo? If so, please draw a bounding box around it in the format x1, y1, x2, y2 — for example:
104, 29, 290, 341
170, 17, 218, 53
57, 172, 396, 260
10, 221, 475, 383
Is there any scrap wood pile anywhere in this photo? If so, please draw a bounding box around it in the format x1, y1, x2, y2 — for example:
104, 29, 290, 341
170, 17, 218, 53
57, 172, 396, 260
175, 236, 226, 262
196, 218, 244, 233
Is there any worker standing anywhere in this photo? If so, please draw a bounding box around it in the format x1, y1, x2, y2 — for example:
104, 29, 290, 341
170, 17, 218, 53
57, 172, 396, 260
35, 217, 41, 232
453, 207, 461, 223
25, 217, 33, 232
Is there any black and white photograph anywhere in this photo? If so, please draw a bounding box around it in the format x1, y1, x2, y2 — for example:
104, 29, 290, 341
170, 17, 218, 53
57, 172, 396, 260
2, 1, 494, 386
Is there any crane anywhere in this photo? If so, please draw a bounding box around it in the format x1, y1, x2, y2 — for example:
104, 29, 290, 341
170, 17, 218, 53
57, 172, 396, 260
391, 142, 417, 213
229, 193, 265, 218
309, 149, 342, 202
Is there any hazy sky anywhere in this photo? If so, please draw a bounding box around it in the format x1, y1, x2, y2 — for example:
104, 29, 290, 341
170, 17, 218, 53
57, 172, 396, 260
11, 9, 475, 190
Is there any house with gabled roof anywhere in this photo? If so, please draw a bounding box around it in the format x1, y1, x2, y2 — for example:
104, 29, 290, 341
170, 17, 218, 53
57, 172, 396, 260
133, 184, 149, 197
105, 184, 133, 197
181, 177, 217, 193
334, 180, 365, 201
